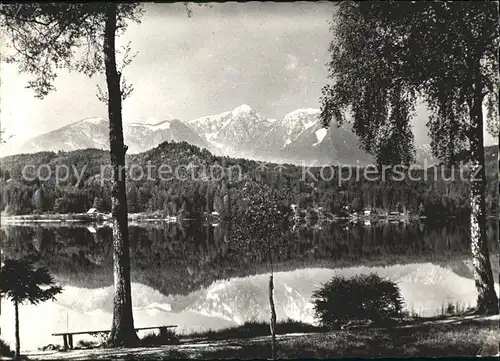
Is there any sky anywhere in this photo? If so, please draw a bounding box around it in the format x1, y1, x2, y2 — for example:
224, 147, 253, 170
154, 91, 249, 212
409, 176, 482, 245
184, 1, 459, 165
0, 2, 496, 149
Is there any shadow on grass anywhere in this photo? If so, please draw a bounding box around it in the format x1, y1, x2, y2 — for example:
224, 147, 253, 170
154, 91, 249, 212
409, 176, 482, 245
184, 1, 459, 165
175, 317, 499, 359
120, 350, 187, 360
28, 316, 497, 359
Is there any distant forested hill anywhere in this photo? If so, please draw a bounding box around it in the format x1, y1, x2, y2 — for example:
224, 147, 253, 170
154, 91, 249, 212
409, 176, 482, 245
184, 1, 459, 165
0, 143, 497, 219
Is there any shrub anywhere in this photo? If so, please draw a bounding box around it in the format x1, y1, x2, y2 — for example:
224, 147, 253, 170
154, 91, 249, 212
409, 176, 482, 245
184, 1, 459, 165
77, 339, 101, 349
141, 328, 180, 346
185, 319, 323, 340
0, 338, 14, 357
311, 273, 404, 327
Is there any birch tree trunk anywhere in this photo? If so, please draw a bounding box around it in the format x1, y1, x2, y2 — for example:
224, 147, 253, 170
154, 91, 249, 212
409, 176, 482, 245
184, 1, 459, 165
104, 3, 138, 346
14, 300, 20, 361
269, 274, 277, 360
469, 66, 498, 315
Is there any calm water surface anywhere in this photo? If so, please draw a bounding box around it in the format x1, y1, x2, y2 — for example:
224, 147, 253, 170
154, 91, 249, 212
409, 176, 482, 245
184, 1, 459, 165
1, 219, 498, 350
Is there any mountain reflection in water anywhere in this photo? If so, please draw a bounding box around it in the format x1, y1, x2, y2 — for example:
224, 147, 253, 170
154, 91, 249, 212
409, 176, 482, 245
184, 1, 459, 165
1, 219, 498, 351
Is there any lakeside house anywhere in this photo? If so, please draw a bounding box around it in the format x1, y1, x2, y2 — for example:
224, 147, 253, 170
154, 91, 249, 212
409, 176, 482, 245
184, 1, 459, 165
86, 207, 109, 221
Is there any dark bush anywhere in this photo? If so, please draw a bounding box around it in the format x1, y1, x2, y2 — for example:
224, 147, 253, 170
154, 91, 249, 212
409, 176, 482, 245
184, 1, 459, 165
185, 319, 323, 340
311, 273, 404, 327
141, 328, 180, 346
0, 338, 14, 357
76, 339, 101, 349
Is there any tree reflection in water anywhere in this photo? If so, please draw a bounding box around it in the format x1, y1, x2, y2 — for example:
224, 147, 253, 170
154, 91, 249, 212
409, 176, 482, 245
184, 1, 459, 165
1, 219, 497, 297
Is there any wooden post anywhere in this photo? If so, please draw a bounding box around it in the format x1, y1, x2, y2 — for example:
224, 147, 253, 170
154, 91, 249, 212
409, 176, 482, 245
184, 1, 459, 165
68, 334, 74, 349
63, 335, 68, 351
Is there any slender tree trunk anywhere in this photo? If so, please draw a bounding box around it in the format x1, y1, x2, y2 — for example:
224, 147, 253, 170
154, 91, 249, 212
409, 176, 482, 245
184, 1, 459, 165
267, 239, 277, 360
104, 3, 138, 346
14, 300, 20, 361
469, 69, 498, 315
269, 273, 277, 360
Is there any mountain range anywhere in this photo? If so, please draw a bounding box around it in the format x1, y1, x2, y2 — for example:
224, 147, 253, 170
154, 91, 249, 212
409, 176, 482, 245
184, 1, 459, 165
15, 116, 209, 155
7, 104, 437, 166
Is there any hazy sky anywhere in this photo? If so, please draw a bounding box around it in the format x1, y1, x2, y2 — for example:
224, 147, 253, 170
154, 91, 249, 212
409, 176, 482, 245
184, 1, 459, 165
0, 2, 495, 149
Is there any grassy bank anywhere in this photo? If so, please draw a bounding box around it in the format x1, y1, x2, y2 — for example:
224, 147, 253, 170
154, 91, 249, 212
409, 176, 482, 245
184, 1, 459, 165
189, 316, 498, 359
180, 319, 323, 342
24, 315, 498, 360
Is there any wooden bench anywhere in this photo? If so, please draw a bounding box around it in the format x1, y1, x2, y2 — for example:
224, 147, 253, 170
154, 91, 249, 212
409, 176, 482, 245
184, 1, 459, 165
52, 325, 178, 351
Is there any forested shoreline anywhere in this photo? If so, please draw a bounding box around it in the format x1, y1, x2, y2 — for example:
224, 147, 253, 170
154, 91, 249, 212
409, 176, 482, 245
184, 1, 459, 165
0, 141, 497, 220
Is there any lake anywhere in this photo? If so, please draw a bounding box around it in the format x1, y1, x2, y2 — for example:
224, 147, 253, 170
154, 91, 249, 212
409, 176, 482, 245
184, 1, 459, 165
1, 219, 498, 351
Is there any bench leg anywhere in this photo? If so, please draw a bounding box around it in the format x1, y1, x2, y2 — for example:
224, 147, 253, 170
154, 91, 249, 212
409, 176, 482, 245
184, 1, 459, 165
63, 335, 68, 351
68, 334, 74, 350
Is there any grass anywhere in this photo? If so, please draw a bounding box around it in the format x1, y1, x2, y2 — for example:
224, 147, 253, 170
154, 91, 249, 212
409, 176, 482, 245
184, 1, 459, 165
76, 340, 102, 349
181, 319, 324, 341
141, 328, 180, 347
143, 315, 499, 358
25, 315, 498, 359
404, 300, 474, 319
438, 300, 472, 316
178, 316, 499, 359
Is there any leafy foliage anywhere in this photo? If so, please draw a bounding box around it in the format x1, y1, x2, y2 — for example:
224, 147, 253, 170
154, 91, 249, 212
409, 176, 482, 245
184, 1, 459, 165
320, 2, 499, 165
230, 182, 291, 250
0, 338, 14, 357
311, 273, 404, 327
1, 3, 147, 346
140, 328, 180, 346
320, 2, 499, 314
0, 258, 62, 359
0, 258, 63, 305
0, 3, 143, 98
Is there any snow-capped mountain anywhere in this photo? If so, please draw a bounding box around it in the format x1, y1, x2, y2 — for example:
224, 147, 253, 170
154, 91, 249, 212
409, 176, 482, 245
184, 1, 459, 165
14, 117, 209, 155
123, 119, 209, 153
184, 106, 373, 165
251, 108, 375, 165
20, 117, 111, 153
186, 104, 274, 157
251, 108, 438, 166
259, 108, 322, 150
279, 121, 375, 166
7, 105, 439, 166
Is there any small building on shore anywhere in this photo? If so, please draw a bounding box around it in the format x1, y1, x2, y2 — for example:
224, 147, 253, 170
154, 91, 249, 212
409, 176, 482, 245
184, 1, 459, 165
86, 207, 109, 221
